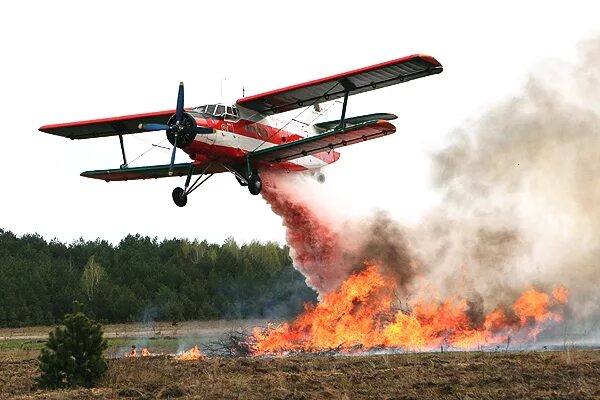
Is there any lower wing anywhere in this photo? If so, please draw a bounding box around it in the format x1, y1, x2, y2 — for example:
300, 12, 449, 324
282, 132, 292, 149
81, 161, 224, 182
249, 119, 395, 164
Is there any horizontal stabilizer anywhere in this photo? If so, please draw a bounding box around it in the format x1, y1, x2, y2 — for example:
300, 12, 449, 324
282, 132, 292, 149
249, 119, 395, 164
314, 113, 397, 130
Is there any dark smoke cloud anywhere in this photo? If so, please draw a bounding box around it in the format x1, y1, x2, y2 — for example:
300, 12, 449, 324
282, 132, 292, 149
340, 211, 418, 291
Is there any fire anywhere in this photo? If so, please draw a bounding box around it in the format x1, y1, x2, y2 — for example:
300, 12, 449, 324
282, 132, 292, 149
552, 286, 569, 304
251, 265, 569, 355
176, 345, 206, 360
124, 346, 152, 358
513, 289, 555, 324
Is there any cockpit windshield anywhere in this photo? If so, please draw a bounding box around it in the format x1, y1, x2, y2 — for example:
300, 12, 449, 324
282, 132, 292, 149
193, 103, 239, 120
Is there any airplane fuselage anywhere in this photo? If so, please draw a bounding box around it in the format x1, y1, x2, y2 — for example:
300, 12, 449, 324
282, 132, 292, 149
182, 104, 339, 173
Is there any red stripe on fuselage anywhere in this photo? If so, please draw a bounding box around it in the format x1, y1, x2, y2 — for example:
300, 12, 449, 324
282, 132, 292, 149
194, 116, 303, 144
184, 141, 308, 172
188, 116, 340, 165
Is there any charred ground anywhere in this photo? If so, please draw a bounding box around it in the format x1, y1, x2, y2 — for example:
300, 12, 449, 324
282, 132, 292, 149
2, 348, 599, 399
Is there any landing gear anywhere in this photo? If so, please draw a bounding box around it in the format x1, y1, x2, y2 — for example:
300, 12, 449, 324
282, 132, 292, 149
248, 172, 262, 195
172, 187, 187, 207
169, 161, 261, 206
221, 162, 261, 195
235, 175, 248, 186
170, 162, 214, 207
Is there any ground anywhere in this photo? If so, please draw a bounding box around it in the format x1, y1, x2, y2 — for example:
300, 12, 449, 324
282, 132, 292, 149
0, 322, 599, 399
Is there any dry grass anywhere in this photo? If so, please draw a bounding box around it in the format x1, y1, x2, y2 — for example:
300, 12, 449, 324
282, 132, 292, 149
1, 349, 598, 399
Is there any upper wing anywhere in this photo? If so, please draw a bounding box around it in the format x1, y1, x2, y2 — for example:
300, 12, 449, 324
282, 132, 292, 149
236, 54, 442, 115
39, 109, 184, 139
249, 119, 395, 164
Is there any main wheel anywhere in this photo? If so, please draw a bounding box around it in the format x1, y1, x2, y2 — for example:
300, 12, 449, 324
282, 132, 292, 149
248, 173, 262, 195
172, 187, 188, 207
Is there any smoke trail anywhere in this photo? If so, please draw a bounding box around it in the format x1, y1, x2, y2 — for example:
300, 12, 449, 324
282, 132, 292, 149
261, 174, 418, 296
261, 173, 343, 294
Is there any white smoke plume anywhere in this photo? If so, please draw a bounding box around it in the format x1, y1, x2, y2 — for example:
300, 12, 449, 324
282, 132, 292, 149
416, 37, 600, 328
261, 37, 600, 336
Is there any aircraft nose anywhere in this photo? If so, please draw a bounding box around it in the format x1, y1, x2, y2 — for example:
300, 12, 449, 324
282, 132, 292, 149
193, 117, 215, 134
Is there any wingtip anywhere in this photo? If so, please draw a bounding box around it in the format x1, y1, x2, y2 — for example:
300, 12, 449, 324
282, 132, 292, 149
416, 54, 442, 67
39, 124, 52, 133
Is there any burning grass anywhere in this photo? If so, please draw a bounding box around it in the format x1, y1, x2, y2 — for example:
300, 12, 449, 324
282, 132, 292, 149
250, 264, 569, 356
1, 348, 598, 399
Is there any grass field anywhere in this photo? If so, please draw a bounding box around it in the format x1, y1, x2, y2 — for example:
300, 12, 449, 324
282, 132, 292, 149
1, 347, 598, 399
1, 322, 599, 399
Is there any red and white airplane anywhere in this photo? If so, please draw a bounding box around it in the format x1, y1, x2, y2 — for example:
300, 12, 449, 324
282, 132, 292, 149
40, 54, 442, 207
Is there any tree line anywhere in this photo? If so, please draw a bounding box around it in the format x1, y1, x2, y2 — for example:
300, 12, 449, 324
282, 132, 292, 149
0, 229, 316, 327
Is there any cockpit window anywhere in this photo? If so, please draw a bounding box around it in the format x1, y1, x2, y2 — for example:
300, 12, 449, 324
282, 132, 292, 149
194, 103, 238, 120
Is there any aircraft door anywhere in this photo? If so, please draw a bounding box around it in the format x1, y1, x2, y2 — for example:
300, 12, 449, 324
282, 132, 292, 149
220, 120, 239, 152
203, 127, 217, 147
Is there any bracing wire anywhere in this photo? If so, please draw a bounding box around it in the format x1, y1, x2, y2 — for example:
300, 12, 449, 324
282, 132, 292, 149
127, 137, 170, 166
249, 81, 342, 152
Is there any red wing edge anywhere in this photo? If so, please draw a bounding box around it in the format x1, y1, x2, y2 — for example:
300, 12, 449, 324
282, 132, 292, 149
39, 109, 191, 140
237, 54, 442, 115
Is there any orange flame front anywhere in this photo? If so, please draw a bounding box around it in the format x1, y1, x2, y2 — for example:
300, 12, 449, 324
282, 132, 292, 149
252, 265, 569, 355
176, 345, 206, 361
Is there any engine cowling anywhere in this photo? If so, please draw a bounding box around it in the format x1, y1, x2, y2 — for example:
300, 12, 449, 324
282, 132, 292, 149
166, 112, 197, 148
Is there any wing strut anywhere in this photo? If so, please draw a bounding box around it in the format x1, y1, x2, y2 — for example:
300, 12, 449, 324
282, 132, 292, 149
340, 90, 349, 129
338, 77, 356, 129
118, 134, 128, 168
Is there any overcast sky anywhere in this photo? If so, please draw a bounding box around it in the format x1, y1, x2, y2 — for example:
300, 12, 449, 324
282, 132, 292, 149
0, 0, 598, 245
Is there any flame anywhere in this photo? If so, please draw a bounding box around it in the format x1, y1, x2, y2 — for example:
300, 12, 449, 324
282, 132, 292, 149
124, 347, 137, 358
124, 346, 152, 358
176, 345, 206, 361
513, 289, 555, 324
552, 286, 569, 304
251, 265, 569, 355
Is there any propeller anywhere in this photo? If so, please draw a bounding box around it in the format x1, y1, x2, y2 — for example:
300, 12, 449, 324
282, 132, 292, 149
138, 82, 187, 176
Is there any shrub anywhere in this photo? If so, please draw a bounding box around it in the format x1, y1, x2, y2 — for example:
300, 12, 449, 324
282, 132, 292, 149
37, 307, 108, 388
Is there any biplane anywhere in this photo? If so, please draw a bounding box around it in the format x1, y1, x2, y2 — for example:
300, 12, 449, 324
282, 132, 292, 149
40, 54, 442, 207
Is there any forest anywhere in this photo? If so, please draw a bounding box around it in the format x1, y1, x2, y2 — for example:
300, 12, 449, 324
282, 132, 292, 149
0, 229, 316, 327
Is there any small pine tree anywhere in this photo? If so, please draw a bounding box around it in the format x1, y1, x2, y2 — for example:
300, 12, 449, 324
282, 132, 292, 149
37, 304, 108, 388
